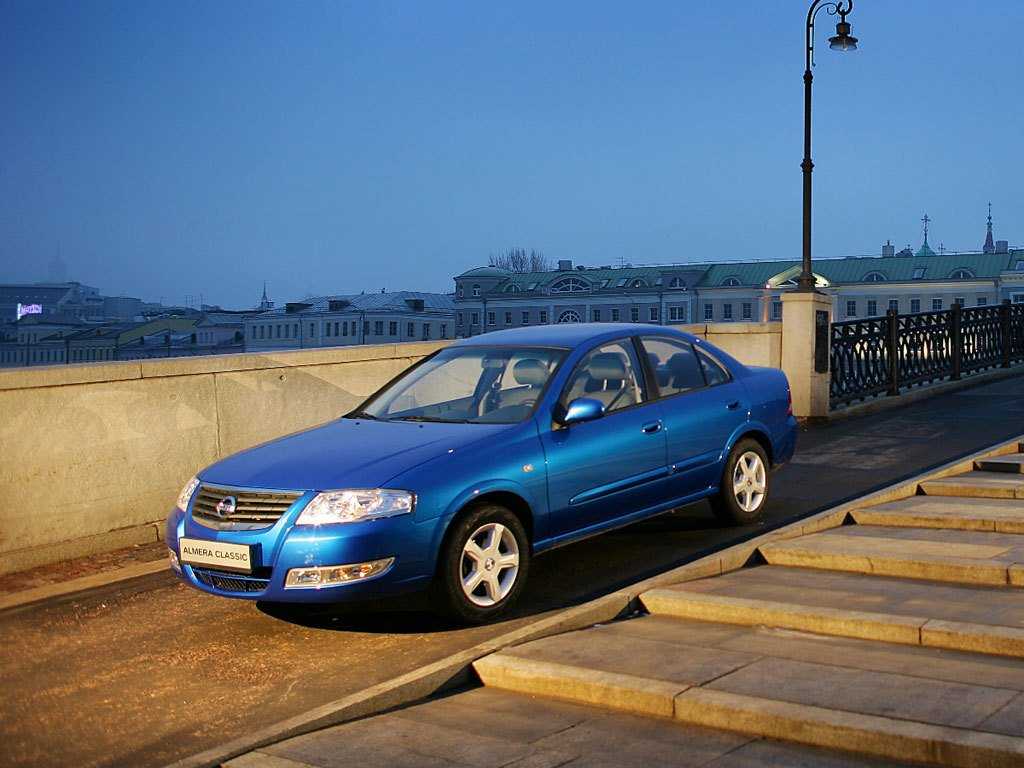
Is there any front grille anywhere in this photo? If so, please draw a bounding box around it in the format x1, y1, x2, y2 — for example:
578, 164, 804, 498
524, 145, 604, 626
193, 568, 270, 594
192, 484, 303, 528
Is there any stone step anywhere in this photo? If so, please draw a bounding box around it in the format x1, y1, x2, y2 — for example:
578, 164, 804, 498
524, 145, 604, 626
473, 615, 1024, 767
920, 471, 1024, 500
977, 453, 1024, 474
758, 525, 1024, 586
851, 497, 1024, 533
641, 565, 1024, 657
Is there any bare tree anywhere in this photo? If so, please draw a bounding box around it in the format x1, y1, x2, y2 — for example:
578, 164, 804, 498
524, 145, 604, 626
489, 248, 552, 273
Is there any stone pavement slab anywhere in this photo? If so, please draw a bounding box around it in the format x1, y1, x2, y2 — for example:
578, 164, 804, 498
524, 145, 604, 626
233, 687, 913, 768
851, 496, 1024, 533
921, 470, 1024, 499
976, 453, 1024, 474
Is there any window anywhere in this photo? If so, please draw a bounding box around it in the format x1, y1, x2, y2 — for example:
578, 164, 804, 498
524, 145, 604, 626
669, 277, 685, 289
472, 284, 481, 297
422, 323, 431, 340
539, 310, 548, 323
457, 286, 464, 298
977, 297, 988, 307
342, 321, 348, 336
551, 277, 589, 293
649, 307, 659, 321
723, 303, 733, 320
863, 272, 886, 282
611, 308, 620, 321
521, 311, 529, 324
630, 306, 639, 322
557, 309, 581, 323
325, 323, 332, 337
771, 301, 782, 321
457, 312, 464, 324
293, 323, 299, 338
1016, 260, 1024, 271
721, 277, 741, 287
471, 312, 479, 325
407, 322, 415, 337
742, 302, 752, 320
387, 321, 397, 336
910, 299, 921, 313
361, 346, 564, 424
440, 323, 447, 337
953, 297, 965, 307
846, 300, 857, 318
488, 312, 496, 326
258, 326, 264, 339
309, 323, 315, 337
932, 298, 943, 311
641, 337, 705, 397
704, 303, 714, 321
592, 309, 601, 322
950, 269, 974, 280
889, 299, 899, 313
912, 267, 926, 279
696, 347, 730, 386
630, 279, 647, 288
561, 340, 645, 414
1012, 294, 1024, 305
669, 306, 684, 321
374, 321, 384, 335
504, 312, 512, 324
867, 300, 877, 317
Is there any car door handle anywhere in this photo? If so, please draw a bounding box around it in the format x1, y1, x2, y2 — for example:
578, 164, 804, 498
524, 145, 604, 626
642, 421, 663, 434
727, 401, 741, 410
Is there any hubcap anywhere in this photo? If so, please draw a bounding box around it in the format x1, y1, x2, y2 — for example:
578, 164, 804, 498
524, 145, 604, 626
732, 451, 766, 513
460, 522, 520, 607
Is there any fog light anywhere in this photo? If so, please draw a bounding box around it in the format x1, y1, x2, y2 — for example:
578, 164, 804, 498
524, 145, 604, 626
168, 547, 180, 571
284, 557, 394, 589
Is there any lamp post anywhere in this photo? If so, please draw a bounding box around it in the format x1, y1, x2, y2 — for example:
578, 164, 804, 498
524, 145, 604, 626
799, 0, 858, 292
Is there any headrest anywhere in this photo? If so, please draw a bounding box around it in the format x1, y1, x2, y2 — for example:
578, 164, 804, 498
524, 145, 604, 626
588, 352, 627, 381
667, 352, 694, 371
513, 359, 547, 386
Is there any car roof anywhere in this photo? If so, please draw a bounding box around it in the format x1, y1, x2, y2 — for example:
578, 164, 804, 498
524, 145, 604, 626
450, 323, 698, 349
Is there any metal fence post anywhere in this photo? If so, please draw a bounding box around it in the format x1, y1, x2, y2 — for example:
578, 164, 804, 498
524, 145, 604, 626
886, 308, 900, 396
950, 302, 962, 381
1001, 299, 1012, 368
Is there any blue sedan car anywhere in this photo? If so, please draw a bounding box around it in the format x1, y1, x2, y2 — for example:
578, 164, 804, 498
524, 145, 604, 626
167, 324, 796, 622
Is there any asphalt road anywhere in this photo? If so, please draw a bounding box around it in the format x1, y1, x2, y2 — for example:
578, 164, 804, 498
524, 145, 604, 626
2, 374, 1023, 768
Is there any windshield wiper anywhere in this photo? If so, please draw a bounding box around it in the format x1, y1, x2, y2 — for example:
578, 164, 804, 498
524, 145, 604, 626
392, 415, 477, 424
346, 410, 381, 421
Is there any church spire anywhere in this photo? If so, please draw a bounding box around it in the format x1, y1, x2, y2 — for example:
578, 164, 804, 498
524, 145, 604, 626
258, 282, 274, 310
983, 203, 995, 254
916, 213, 936, 258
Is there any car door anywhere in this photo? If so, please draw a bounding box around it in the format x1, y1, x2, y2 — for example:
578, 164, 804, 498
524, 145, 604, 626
638, 336, 749, 498
539, 337, 669, 541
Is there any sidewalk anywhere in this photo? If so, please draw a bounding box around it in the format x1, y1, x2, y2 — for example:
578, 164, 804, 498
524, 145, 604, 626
233, 438, 1024, 768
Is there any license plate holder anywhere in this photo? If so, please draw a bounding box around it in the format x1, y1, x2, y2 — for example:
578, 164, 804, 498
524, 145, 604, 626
178, 538, 253, 574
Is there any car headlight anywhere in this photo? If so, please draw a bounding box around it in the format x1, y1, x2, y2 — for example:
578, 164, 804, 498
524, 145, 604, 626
176, 476, 200, 511
295, 489, 414, 526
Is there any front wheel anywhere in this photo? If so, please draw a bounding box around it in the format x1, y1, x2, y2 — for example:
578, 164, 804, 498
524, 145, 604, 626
435, 504, 530, 624
710, 439, 770, 526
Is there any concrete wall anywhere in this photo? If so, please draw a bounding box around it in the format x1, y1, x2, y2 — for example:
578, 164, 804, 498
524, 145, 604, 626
0, 341, 446, 574
0, 323, 783, 574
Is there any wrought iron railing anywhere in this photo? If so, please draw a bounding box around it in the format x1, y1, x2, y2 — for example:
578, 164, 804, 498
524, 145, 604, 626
830, 301, 1024, 408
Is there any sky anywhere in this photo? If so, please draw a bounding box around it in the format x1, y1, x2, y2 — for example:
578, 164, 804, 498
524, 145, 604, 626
1, 1, 1022, 309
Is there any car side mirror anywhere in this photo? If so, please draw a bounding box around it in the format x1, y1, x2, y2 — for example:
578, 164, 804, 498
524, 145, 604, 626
557, 397, 605, 426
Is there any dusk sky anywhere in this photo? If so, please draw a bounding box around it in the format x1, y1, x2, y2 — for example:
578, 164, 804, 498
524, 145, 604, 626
2, 1, 1021, 309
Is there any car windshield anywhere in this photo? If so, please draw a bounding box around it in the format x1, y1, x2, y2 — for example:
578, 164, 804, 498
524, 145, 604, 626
353, 346, 566, 424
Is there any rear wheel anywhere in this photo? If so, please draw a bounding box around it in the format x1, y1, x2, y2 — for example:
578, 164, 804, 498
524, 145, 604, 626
436, 504, 530, 624
710, 439, 769, 525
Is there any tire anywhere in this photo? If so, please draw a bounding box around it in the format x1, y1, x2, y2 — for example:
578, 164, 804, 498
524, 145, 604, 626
710, 438, 770, 526
435, 504, 530, 624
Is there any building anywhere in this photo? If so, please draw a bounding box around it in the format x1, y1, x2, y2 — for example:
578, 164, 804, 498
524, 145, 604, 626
243, 291, 455, 351
454, 214, 1022, 334
0, 282, 103, 323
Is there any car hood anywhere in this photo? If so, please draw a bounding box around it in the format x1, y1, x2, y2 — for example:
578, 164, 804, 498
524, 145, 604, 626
199, 418, 511, 491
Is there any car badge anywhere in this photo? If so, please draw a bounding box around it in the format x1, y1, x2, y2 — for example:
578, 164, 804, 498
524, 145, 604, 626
215, 496, 237, 518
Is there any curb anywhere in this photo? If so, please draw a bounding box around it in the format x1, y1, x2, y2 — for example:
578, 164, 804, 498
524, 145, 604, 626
0, 559, 168, 612
165, 432, 1024, 768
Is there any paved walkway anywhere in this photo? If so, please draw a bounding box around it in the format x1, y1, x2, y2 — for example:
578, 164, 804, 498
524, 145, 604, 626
2, 375, 1023, 768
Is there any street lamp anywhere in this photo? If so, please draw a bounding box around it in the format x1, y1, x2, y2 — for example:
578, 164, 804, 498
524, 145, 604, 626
799, 0, 858, 292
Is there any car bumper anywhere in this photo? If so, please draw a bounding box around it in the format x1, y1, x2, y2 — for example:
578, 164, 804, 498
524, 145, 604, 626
165, 506, 435, 603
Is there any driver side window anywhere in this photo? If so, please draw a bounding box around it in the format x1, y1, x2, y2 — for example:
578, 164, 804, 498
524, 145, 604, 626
561, 340, 645, 414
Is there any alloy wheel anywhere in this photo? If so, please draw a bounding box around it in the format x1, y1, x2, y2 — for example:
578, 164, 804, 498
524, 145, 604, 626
732, 450, 766, 513
460, 522, 520, 607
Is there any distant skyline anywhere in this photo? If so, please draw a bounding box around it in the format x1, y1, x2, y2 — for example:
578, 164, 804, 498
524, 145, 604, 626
2, 1, 1022, 309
